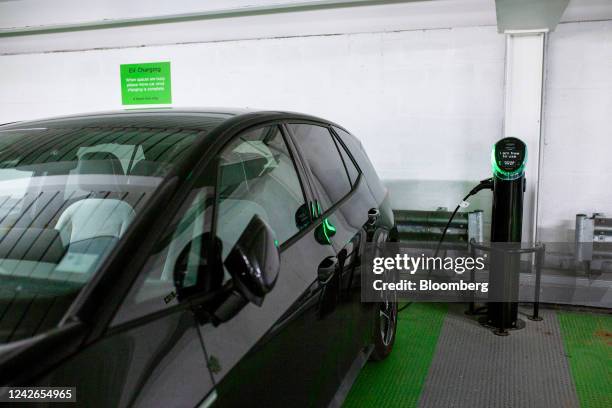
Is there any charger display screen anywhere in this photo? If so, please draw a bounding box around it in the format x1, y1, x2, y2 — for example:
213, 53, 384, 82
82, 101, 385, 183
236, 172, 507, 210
492, 137, 527, 179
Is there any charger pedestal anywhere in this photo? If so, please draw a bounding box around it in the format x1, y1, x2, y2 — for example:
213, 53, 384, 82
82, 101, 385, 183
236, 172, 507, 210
483, 137, 527, 335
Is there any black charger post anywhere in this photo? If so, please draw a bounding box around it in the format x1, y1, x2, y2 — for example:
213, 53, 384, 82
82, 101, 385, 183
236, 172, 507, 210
478, 137, 528, 335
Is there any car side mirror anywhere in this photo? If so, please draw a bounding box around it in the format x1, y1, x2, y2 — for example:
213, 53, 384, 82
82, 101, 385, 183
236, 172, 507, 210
225, 214, 280, 305
212, 215, 280, 323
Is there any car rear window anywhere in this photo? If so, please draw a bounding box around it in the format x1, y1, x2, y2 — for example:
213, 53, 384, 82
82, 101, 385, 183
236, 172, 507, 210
334, 133, 360, 187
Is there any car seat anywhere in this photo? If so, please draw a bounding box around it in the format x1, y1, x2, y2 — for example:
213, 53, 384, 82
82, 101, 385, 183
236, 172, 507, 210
55, 152, 135, 248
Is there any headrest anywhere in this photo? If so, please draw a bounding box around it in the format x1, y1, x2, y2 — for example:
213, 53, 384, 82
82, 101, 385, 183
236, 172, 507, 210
76, 152, 124, 192
76, 152, 124, 176
220, 154, 268, 187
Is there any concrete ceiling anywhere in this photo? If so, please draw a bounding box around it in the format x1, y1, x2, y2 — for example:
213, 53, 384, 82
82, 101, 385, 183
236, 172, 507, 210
0, 0, 609, 38
495, 0, 570, 33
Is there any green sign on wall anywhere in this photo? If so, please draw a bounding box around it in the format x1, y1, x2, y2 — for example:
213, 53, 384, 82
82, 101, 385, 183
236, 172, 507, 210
120, 61, 172, 105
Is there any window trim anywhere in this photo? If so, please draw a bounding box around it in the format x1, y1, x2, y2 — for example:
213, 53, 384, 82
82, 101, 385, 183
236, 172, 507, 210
329, 126, 363, 184
332, 134, 354, 187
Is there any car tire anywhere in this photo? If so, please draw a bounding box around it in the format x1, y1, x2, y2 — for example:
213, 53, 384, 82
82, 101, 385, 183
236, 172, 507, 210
369, 300, 398, 361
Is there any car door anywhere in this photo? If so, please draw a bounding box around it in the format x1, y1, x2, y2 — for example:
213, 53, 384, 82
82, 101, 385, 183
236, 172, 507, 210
330, 125, 397, 364
285, 123, 377, 383
326, 126, 383, 373
197, 123, 344, 407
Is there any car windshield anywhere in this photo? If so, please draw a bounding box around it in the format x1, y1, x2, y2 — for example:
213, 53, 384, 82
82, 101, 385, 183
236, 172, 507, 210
0, 124, 209, 343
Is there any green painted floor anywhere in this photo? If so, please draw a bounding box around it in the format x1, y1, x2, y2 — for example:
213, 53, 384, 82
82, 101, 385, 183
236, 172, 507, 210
558, 311, 612, 408
344, 304, 611, 408
343, 303, 447, 408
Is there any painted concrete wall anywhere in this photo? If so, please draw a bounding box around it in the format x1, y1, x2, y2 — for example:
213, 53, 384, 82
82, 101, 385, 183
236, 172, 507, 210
0, 0, 497, 55
538, 20, 612, 242
0, 25, 506, 221
0, 1, 610, 243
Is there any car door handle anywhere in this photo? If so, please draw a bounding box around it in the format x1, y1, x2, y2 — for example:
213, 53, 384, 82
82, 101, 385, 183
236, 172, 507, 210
368, 208, 380, 225
318, 256, 337, 285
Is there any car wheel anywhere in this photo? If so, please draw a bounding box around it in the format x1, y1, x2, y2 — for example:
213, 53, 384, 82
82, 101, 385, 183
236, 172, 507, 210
369, 297, 398, 361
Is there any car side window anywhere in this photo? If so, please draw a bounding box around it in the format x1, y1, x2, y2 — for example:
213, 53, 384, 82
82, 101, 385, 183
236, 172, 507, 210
216, 125, 310, 265
113, 185, 214, 325
333, 125, 386, 203
333, 130, 360, 187
287, 124, 353, 210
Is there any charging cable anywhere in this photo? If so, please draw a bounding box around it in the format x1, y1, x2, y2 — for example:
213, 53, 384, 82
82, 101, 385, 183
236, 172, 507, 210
429, 178, 494, 274
400, 177, 493, 308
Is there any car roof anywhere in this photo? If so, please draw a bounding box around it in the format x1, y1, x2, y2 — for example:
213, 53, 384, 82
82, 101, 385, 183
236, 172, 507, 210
0, 107, 337, 131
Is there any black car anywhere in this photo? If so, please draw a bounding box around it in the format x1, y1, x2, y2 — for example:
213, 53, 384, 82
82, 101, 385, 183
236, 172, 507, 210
0, 109, 397, 407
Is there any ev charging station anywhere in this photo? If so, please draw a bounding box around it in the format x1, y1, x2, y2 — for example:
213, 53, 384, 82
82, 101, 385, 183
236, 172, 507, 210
433, 136, 537, 335
480, 137, 528, 334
